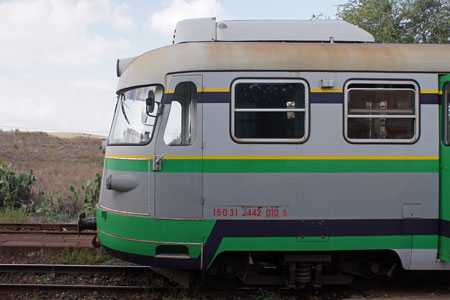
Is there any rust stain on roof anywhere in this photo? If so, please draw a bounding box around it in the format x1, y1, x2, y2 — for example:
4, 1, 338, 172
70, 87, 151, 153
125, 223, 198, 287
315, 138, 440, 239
118, 42, 450, 91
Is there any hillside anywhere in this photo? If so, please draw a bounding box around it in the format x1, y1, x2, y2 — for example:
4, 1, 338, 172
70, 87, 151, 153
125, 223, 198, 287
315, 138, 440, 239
0, 130, 104, 200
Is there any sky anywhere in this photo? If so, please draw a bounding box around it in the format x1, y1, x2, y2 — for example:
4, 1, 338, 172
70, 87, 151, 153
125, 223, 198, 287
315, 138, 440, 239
0, 0, 348, 136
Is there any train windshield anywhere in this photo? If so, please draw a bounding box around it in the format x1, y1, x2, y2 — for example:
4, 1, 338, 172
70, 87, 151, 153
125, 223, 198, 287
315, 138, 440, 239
109, 85, 163, 145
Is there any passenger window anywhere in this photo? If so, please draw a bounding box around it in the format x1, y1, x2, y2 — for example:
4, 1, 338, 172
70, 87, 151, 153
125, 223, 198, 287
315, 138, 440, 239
231, 79, 309, 143
164, 82, 197, 145
445, 84, 450, 146
344, 81, 419, 143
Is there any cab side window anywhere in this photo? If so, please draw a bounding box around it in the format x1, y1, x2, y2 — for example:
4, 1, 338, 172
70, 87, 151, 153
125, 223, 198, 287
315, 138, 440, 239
444, 84, 450, 146
231, 79, 309, 143
344, 81, 419, 143
164, 82, 197, 146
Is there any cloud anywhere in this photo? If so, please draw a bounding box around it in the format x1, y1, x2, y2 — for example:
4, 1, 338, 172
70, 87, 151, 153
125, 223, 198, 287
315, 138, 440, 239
113, 3, 135, 30
0, 75, 115, 134
0, 0, 133, 68
148, 0, 227, 35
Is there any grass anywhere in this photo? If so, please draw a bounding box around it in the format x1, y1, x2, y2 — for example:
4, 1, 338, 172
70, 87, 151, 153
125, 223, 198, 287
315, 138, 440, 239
44, 248, 127, 265
33, 209, 73, 223
0, 206, 30, 223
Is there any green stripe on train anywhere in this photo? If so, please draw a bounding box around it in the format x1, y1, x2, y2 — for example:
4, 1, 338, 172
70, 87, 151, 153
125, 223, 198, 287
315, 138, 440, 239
98, 230, 440, 265
104, 158, 150, 172
98, 231, 204, 258
215, 235, 437, 252
202, 159, 437, 173
438, 236, 450, 262
104, 158, 438, 173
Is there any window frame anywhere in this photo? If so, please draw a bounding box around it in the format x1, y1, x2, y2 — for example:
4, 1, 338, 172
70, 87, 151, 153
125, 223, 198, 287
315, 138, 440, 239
231, 78, 310, 143
108, 84, 164, 146
163, 81, 198, 146
444, 83, 450, 146
344, 80, 420, 144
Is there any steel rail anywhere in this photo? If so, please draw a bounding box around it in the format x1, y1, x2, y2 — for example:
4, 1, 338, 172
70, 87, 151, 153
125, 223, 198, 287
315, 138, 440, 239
0, 264, 151, 274
0, 264, 159, 293
0, 231, 94, 235
0, 283, 149, 292
0, 223, 95, 235
0, 223, 78, 230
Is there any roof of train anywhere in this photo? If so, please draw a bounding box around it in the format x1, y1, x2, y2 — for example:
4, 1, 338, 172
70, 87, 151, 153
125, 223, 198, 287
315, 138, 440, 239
117, 42, 450, 92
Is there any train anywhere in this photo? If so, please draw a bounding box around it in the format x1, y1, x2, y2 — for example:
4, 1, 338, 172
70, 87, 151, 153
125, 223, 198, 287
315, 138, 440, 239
80, 18, 450, 288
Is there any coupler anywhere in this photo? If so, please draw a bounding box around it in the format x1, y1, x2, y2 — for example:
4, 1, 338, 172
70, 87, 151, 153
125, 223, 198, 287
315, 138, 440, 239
78, 212, 100, 248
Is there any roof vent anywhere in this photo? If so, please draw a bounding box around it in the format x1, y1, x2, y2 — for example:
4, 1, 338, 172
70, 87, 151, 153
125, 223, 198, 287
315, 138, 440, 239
173, 18, 375, 44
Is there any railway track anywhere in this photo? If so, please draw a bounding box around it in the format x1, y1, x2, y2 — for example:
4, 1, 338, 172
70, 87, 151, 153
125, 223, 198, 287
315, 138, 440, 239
0, 224, 448, 298
0, 222, 96, 248
0, 263, 448, 298
0, 283, 148, 292
0, 264, 154, 293
0, 222, 94, 235
0, 263, 151, 273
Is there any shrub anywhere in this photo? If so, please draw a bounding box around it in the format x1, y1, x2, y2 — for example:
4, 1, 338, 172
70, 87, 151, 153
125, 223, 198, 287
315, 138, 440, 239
0, 161, 36, 207
36, 173, 101, 220
81, 173, 101, 217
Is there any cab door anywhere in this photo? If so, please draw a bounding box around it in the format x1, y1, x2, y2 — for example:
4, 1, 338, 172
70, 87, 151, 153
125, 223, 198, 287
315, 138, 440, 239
439, 75, 450, 262
153, 75, 203, 219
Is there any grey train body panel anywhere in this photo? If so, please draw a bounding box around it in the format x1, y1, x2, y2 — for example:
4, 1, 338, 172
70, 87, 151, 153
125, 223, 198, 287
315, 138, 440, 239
100, 169, 151, 215
201, 71, 439, 93
100, 143, 154, 215
202, 173, 439, 220
200, 71, 439, 224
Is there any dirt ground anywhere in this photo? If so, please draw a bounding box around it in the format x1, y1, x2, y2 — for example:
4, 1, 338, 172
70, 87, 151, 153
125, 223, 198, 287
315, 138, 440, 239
0, 130, 104, 199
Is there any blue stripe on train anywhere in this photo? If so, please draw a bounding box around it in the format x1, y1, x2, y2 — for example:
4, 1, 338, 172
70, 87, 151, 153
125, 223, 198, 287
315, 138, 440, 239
162, 92, 439, 104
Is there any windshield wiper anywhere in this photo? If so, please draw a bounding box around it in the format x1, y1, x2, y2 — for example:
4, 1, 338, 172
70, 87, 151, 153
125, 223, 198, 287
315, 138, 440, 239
120, 96, 131, 125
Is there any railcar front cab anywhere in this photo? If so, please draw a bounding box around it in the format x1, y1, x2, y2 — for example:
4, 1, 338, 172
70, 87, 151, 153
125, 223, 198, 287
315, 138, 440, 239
97, 78, 207, 273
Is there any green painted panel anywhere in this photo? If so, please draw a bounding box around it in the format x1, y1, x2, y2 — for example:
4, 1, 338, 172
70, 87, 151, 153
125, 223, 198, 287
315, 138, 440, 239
104, 157, 438, 173
97, 207, 215, 244
97, 208, 443, 267
413, 235, 438, 249
203, 159, 437, 173
215, 235, 421, 253
439, 75, 450, 262
99, 231, 156, 256
440, 100, 450, 222
162, 159, 202, 173
98, 231, 202, 258
211, 235, 439, 266
104, 158, 149, 172
439, 74, 450, 90
438, 236, 450, 262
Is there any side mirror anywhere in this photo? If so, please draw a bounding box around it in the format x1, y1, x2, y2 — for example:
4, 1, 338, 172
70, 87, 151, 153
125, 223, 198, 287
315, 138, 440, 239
146, 90, 155, 115
101, 139, 107, 154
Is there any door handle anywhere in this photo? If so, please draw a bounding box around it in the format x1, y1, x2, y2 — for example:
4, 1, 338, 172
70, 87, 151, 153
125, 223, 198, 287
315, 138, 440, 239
153, 154, 165, 171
